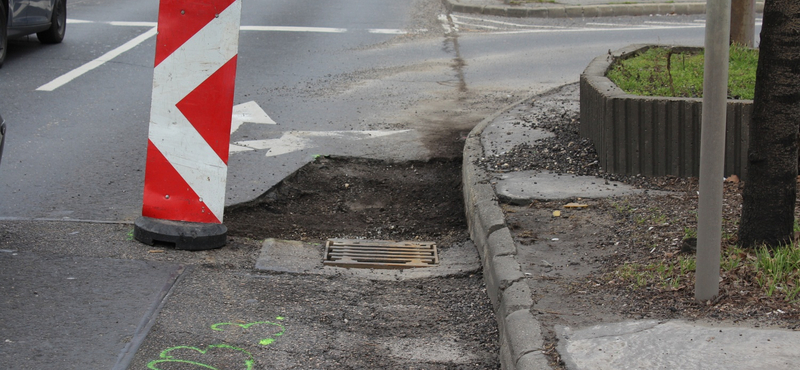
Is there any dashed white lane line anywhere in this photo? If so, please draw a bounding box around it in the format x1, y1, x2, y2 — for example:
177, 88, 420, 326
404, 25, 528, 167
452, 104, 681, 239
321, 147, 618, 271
36, 27, 158, 91
68, 19, 417, 34
369, 28, 427, 34
108, 21, 158, 27
39, 20, 419, 91
586, 22, 650, 27
452, 14, 568, 29
239, 25, 347, 33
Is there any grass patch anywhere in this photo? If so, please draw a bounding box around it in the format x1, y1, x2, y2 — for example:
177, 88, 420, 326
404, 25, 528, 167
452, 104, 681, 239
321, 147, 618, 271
612, 240, 800, 303
607, 45, 758, 100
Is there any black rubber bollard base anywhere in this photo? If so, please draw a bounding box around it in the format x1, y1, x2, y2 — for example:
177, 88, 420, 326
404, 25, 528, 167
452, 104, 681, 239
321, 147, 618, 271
134, 216, 227, 251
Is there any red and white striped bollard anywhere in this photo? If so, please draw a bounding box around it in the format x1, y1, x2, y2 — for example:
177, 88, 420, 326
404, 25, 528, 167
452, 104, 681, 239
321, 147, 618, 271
134, 0, 242, 250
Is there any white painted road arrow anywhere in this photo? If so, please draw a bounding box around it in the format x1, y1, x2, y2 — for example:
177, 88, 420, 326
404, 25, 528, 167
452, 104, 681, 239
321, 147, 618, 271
232, 130, 412, 156
226, 101, 411, 156
231, 101, 276, 133
229, 101, 276, 153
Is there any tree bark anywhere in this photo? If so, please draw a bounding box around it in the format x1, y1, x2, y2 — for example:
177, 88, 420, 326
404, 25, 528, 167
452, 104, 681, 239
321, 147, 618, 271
739, 0, 800, 248
730, 0, 756, 47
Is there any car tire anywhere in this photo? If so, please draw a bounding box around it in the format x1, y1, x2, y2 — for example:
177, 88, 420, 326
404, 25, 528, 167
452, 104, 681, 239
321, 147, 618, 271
1, 5, 8, 68
37, 0, 67, 44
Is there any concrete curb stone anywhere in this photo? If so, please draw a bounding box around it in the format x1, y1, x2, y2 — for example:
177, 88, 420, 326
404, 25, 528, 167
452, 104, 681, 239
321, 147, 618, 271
445, 0, 763, 18
505, 310, 548, 369
487, 227, 517, 258
489, 255, 524, 292
499, 281, 534, 316
462, 94, 551, 370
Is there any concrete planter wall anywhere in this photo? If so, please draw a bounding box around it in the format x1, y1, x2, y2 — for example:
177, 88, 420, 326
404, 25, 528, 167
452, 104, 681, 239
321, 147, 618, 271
580, 44, 752, 179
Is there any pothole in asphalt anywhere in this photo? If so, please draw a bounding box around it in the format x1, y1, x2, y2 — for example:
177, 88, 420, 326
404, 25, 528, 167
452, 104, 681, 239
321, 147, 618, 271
224, 156, 476, 279
224, 156, 467, 246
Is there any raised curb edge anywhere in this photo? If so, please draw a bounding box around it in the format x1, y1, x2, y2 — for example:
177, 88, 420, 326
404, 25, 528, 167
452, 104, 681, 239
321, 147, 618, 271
463, 93, 551, 370
445, 0, 764, 18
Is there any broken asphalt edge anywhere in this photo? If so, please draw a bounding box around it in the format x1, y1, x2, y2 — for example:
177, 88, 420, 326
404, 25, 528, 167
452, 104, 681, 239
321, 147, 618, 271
463, 93, 551, 370
444, 0, 764, 18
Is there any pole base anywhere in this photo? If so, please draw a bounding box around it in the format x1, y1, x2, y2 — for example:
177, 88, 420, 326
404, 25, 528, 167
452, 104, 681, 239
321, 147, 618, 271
134, 216, 227, 251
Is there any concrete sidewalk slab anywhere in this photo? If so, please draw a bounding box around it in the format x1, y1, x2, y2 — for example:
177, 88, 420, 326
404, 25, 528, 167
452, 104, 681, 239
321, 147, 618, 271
557, 320, 800, 370
0, 250, 183, 370
255, 238, 481, 280
494, 170, 672, 204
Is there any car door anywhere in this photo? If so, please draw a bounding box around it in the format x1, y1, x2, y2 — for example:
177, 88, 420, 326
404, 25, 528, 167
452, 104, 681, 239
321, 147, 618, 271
8, 0, 30, 27
26, 0, 54, 26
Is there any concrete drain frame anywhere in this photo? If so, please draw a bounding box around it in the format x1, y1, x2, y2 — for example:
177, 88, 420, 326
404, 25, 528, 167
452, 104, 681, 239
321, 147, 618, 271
323, 239, 439, 269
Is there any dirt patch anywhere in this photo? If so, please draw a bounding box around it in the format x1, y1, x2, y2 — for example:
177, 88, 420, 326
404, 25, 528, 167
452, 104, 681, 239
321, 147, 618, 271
217, 155, 501, 368
225, 156, 467, 248
482, 84, 800, 369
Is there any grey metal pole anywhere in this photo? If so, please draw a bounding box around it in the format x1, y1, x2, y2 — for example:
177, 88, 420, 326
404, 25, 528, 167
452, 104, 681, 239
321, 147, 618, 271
696, 0, 731, 302
730, 0, 756, 47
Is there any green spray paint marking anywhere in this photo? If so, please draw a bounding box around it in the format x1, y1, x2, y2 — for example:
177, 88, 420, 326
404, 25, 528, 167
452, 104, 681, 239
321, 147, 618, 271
146, 344, 254, 370
211, 317, 285, 346
146, 318, 286, 369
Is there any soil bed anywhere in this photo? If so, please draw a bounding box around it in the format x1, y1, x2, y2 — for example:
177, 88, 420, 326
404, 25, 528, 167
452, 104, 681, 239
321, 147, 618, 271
225, 156, 467, 248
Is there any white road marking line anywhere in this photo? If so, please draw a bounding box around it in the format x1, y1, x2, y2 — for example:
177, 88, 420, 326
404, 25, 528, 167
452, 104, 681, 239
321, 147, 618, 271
42, 20, 409, 91
36, 27, 158, 91
644, 21, 702, 26
693, 19, 762, 26
453, 14, 567, 29
109, 21, 158, 27
450, 21, 500, 30
67, 19, 408, 33
368, 28, 420, 34
239, 25, 347, 33
586, 22, 649, 27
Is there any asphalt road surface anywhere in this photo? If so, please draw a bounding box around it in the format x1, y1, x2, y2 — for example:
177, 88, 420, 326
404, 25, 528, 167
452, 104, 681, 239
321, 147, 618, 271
0, 0, 721, 222
0, 1, 740, 368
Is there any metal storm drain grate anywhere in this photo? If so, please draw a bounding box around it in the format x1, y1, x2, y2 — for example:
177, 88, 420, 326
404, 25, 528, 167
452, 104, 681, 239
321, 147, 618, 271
323, 239, 439, 269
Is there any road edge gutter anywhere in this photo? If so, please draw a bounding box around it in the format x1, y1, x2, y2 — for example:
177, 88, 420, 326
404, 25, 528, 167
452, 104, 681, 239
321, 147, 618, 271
112, 264, 193, 370
463, 95, 551, 370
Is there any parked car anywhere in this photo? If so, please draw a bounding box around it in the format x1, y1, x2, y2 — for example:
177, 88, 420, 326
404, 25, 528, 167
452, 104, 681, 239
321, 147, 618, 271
1, 0, 66, 67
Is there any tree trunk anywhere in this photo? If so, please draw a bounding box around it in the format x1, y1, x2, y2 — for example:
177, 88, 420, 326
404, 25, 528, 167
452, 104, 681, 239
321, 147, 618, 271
730, 0, 756, 47
739, 0, 800, 248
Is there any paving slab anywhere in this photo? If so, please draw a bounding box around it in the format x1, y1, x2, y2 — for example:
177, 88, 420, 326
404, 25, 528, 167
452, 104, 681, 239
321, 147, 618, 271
557, 320, 800, 370
0, 250, 183, 370
494, 170, 673, 203
255, 238, 481, 280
